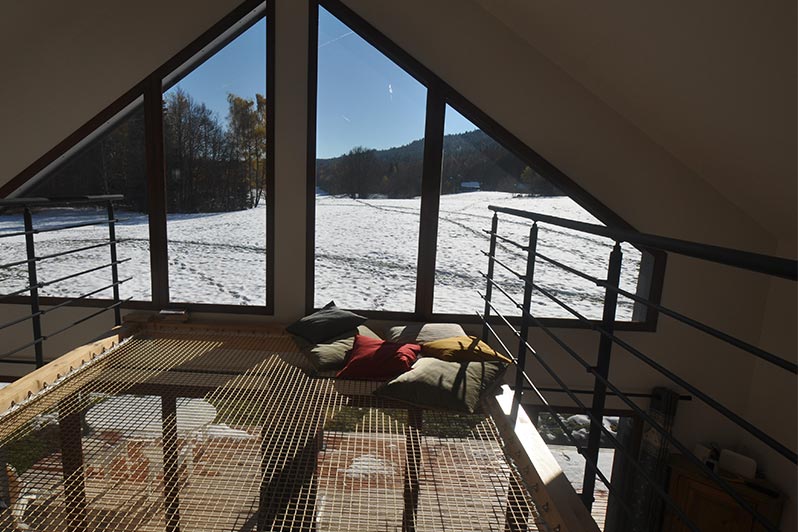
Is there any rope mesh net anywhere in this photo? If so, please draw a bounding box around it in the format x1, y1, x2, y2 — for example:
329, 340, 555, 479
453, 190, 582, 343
0, 326, 544, 531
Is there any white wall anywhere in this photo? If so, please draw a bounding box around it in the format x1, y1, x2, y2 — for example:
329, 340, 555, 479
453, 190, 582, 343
0, 0, 242, 183
742, 238, 798, 530
0, 304, 122, 380
340, 0, 780, 253
271, 0, 310, 323
472, 0, 798, 242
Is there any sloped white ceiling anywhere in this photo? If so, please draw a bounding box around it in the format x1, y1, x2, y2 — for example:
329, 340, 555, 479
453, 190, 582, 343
1, 0, 793, 250
472, 0, 797, 242
340, 0, 780, 252
0, 0, 241, 185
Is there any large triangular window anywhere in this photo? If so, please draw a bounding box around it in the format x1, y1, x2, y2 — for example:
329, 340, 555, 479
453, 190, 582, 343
1, 1, 274, 313
310, 1, 659, 326
433, 106, 642, 321
162, 15, 269, 306
9, 101, 152, 303
313, 6, 427, 312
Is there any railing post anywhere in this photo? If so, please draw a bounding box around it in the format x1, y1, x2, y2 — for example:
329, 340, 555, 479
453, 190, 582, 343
23, 206, 44, 368
514, 223, 538, 410
162, 394, 182, 532
59, 396, 88, 532
402, 408, 422, 532
482, 212, 499, 342
0, 446, 9, 513
581, 242, 623, 509
106, 201, 122, 326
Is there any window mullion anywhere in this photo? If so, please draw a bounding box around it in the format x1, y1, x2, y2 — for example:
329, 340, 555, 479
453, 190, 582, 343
414, 86, 446, 320
144, 75, 170, 308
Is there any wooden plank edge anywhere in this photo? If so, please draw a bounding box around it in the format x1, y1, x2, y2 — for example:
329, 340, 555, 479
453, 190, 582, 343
484, 385, 601, 532
0, 323, 139, 414
126, 313, 290, 336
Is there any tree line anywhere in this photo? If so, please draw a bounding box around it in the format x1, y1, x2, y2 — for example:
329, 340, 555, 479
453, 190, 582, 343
316, 129, 562, 199
30, 88, 268, 213
31, 95, 561, 212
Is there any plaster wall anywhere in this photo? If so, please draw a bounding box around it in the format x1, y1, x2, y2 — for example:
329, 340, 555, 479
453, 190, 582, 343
741, 238, 798, 530
340, 0, 779, 253
472, 0, 798, 241
0, 0, 243, 185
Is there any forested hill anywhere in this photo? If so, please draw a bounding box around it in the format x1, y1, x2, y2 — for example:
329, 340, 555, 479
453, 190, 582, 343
29, 99, 560, 215
316, 129, 562, 199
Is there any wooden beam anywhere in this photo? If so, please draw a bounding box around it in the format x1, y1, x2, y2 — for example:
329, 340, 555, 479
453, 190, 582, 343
0, 324, 136, 414
139, 317, 290, 337
484, 385, 600, 532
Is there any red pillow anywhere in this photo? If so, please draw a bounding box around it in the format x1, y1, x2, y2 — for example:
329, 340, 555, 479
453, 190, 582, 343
336, 335, 420, 381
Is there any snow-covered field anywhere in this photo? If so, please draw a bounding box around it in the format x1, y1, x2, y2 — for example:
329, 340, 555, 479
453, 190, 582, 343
0, 192, 640, 320
316, 192, 640, 320
0, 207, 268, 306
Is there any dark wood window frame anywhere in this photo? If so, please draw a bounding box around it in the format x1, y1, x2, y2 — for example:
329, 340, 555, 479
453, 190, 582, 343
0, 0, 276, 316
307, 0, 666, 331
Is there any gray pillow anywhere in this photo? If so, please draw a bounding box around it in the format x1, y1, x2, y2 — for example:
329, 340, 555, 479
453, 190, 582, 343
302, 325, 381, 373
374, 357, 506, 413
286, 301, 367, 344
386, 323, 466, 344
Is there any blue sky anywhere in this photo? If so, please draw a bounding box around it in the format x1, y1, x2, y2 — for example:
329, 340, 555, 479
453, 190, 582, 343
171, 8, 476, 159
167, 19, 267, 126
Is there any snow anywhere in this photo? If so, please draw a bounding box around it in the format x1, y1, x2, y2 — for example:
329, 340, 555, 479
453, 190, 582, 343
84, 395, 217, 438
201, 423, 255, 440
339, 454, 396, 479
549, 444, 616, 493
315, 192, 640, 319
0, 206, 267, 306
166, 208, 267, 305
0, 192, 640, 319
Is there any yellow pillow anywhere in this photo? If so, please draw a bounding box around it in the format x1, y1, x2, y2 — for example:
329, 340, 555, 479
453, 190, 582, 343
421, 336, 511, 364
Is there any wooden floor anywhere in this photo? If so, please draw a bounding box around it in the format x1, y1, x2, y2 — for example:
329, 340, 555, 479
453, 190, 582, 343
0, 324, 545, 531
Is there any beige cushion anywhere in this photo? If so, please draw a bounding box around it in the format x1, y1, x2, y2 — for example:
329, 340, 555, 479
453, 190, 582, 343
421, 335, 512, 364
301, 325, 381, 374
375, 357, 506, 413
386, 323, 466, 344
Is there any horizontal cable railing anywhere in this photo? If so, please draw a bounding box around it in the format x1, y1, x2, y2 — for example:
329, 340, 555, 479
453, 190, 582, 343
487, 249, 796, 464
480, 305, 700, 531
479, 206, 796, 532
532, 249, 797, 374
0, 195, 127, 368
488, 205, 797, 280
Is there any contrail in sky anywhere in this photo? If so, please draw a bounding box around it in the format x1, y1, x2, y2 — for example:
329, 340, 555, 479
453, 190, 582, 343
319, 31, 355, 49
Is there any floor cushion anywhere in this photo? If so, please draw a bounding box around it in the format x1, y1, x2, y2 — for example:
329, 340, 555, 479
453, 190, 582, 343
421, 335, 512, 364
302, 325, 381, 374
286, 301, 367, 344
386, 323, 466, 344
374, 357, 506, 413
336, 335, 420, 381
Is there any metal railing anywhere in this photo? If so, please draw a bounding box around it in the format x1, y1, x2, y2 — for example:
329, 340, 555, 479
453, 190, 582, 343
0, 195, 130, 368
479, 205, 796, 532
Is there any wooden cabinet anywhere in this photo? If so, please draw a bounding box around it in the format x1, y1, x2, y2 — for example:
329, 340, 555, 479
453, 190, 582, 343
663, 455, 783, 532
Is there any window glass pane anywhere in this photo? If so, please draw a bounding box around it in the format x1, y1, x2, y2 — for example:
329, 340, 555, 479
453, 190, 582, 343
163, 18, 267, 306
314, 8, 427, 311
433, 106, 641, 319
1, 103, 152, 302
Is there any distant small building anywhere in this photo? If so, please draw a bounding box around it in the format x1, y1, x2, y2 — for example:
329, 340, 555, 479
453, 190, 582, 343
459, 181, 480, 192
